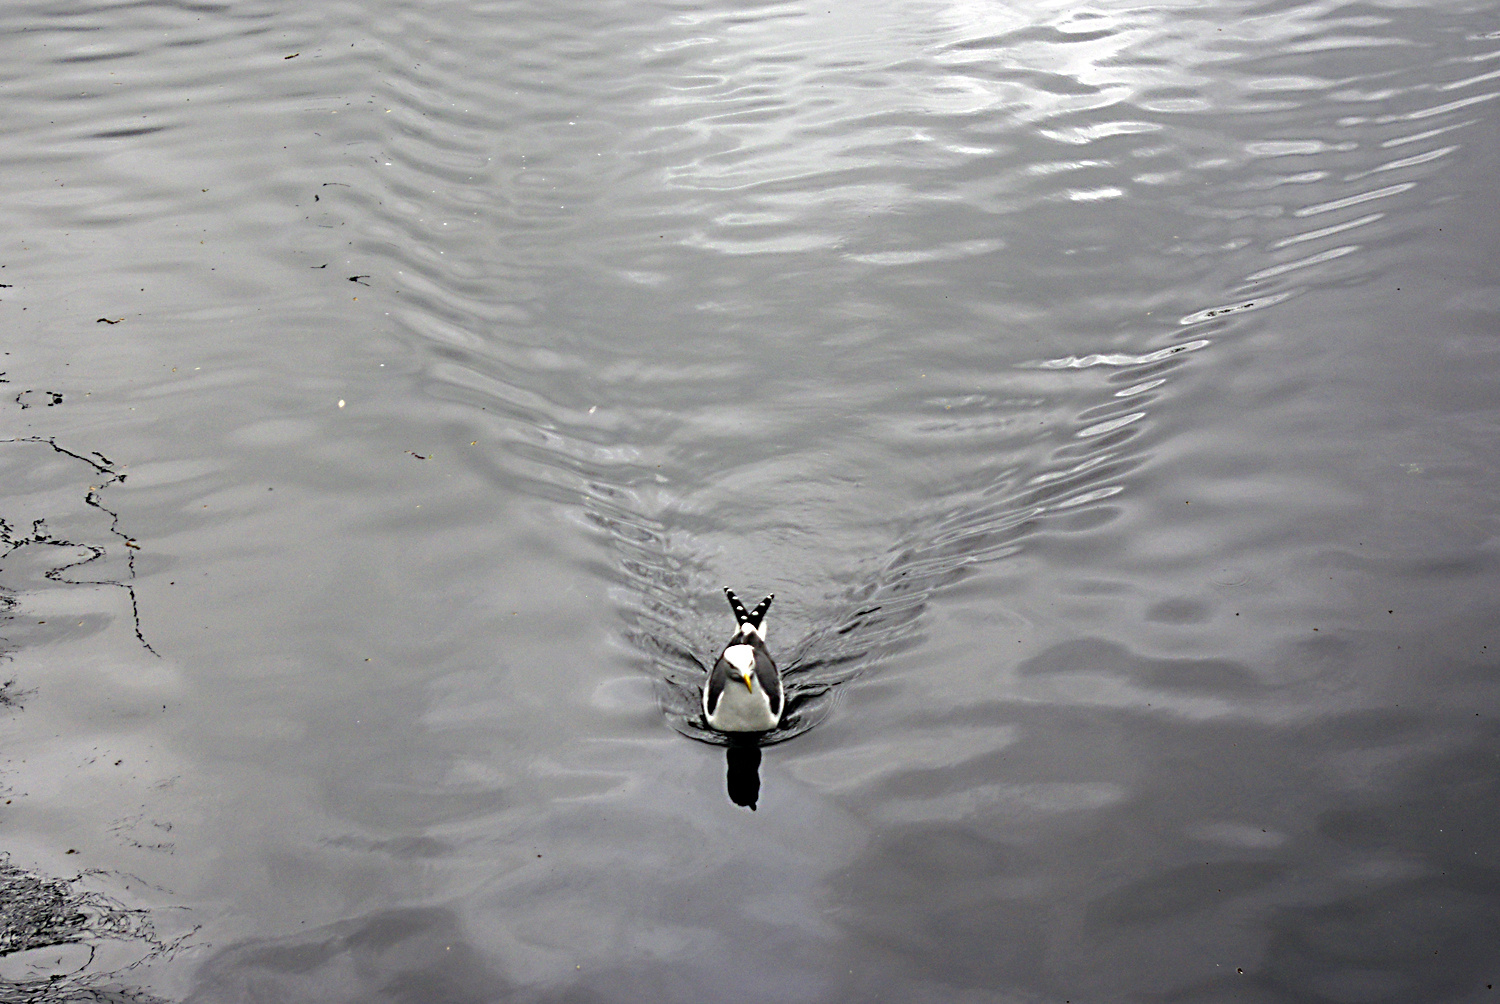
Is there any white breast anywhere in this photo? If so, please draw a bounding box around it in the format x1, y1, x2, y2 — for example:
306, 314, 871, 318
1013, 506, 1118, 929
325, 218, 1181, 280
707, 682, 779, 732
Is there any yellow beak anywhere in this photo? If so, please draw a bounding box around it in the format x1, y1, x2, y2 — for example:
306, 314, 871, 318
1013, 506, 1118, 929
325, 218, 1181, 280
740, 672, 755, 691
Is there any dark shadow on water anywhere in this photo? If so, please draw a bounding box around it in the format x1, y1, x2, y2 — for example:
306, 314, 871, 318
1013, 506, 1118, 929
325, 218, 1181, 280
724, 743, 761, 811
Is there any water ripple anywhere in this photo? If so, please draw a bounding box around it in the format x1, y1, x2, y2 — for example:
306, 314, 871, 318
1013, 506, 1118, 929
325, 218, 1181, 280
13, 0, 1482, 750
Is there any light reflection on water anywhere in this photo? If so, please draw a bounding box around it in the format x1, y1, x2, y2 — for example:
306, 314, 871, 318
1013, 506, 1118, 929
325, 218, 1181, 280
2, 0, 1499, 1000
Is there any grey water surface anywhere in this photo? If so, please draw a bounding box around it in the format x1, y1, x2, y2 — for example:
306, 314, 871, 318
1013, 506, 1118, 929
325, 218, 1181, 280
3, 0, 1499, 1001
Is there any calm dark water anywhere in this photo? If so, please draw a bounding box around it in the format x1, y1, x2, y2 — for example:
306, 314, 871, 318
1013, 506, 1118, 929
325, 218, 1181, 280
3, 0, 1499, 1001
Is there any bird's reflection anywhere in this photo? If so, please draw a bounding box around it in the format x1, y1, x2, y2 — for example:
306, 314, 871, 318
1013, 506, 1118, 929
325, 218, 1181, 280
725, 743, 762, 810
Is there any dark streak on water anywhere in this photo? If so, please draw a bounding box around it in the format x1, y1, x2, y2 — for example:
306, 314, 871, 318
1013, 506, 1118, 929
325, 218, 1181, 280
2, 0, 1500, 1001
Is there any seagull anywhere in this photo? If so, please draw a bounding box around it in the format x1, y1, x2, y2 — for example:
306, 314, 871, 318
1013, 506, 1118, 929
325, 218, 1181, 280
703, 588, 782, 733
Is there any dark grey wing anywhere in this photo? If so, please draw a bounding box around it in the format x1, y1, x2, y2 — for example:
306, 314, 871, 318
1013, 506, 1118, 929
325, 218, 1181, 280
754, 649, 781, 716
705, 655, 731, 715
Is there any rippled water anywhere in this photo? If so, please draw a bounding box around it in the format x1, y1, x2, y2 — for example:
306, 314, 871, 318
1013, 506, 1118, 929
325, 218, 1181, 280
3, 0, 1499, 1000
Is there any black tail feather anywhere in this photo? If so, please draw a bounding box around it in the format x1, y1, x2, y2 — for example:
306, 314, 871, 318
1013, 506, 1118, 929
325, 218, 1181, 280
724, 587, 774, 628
748, 593, 773, 628
724, 587, 751, 624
